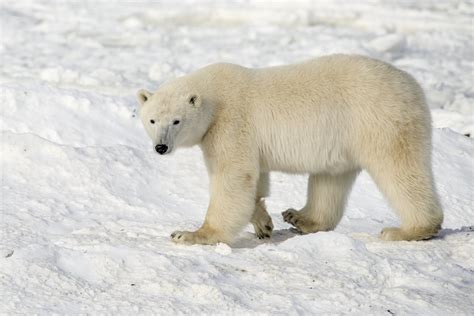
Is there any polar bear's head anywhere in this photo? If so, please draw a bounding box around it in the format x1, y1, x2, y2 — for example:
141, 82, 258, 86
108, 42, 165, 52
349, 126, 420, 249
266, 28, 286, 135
137, 80, 213, 155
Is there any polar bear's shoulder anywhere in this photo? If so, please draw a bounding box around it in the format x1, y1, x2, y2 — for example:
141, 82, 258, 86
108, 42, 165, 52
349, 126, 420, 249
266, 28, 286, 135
195, 62, 250, 78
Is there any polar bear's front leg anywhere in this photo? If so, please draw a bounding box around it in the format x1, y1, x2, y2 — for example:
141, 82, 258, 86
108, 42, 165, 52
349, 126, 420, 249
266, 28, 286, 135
251, 173, 273, 239
171, 168, 258, 245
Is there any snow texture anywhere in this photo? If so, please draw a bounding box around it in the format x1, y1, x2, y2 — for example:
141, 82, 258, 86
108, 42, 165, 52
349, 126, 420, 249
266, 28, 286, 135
1, 0, 473, 314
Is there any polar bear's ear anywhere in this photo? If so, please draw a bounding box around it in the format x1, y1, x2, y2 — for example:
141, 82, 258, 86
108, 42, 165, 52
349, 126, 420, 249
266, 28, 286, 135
188, 94, 201, 107
137, 89, 152, 107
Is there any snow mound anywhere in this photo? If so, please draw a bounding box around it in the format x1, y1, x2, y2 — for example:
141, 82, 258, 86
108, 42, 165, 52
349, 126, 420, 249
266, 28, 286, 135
366, 33, 406, 57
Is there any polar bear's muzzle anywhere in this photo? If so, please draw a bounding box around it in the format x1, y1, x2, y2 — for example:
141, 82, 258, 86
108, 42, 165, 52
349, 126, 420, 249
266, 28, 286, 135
152, 120, 182, 155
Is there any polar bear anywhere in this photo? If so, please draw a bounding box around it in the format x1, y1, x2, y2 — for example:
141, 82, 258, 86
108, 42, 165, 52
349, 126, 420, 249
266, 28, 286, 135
137, 54, 443, 245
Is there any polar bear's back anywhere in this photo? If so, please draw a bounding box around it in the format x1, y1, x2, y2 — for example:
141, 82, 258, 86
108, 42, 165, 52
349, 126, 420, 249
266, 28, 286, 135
246, 55, 430, 173
252, 54, 425, 114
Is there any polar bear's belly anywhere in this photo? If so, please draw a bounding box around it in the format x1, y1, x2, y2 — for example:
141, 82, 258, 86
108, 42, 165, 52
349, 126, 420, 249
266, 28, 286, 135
252, 99, 359, 174
258, 136, 355, 174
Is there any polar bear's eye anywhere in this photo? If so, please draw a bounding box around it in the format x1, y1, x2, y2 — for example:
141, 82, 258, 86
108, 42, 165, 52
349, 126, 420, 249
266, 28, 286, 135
150, 119, 155, 124
173, 120, 180, 125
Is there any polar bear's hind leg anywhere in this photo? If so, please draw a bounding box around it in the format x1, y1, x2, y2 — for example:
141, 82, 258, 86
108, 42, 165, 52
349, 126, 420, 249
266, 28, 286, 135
282, 170, 359, 234
368, 149, 443, 241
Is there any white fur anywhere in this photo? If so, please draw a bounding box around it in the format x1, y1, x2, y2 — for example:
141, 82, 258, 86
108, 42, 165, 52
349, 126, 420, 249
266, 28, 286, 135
138, 54, 443, 245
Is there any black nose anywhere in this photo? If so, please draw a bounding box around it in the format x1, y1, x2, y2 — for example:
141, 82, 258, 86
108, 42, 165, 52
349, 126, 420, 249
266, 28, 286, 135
155, 144, 168, 155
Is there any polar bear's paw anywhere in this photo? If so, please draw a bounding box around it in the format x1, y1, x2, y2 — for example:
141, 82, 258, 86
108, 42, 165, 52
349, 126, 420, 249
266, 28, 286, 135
380, 226, 440, 241
170, 230, 197, 244
282, 208, 325, 234
251, 199, 274, 239
171, 227, 225, 245
252, 216, 274, 239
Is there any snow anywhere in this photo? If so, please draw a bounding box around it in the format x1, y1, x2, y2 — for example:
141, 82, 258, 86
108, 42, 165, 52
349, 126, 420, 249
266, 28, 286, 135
1, 0, 473, 314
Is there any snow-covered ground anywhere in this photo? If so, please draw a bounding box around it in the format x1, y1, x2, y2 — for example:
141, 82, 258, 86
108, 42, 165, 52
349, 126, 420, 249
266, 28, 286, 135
1, 0, 473, 314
